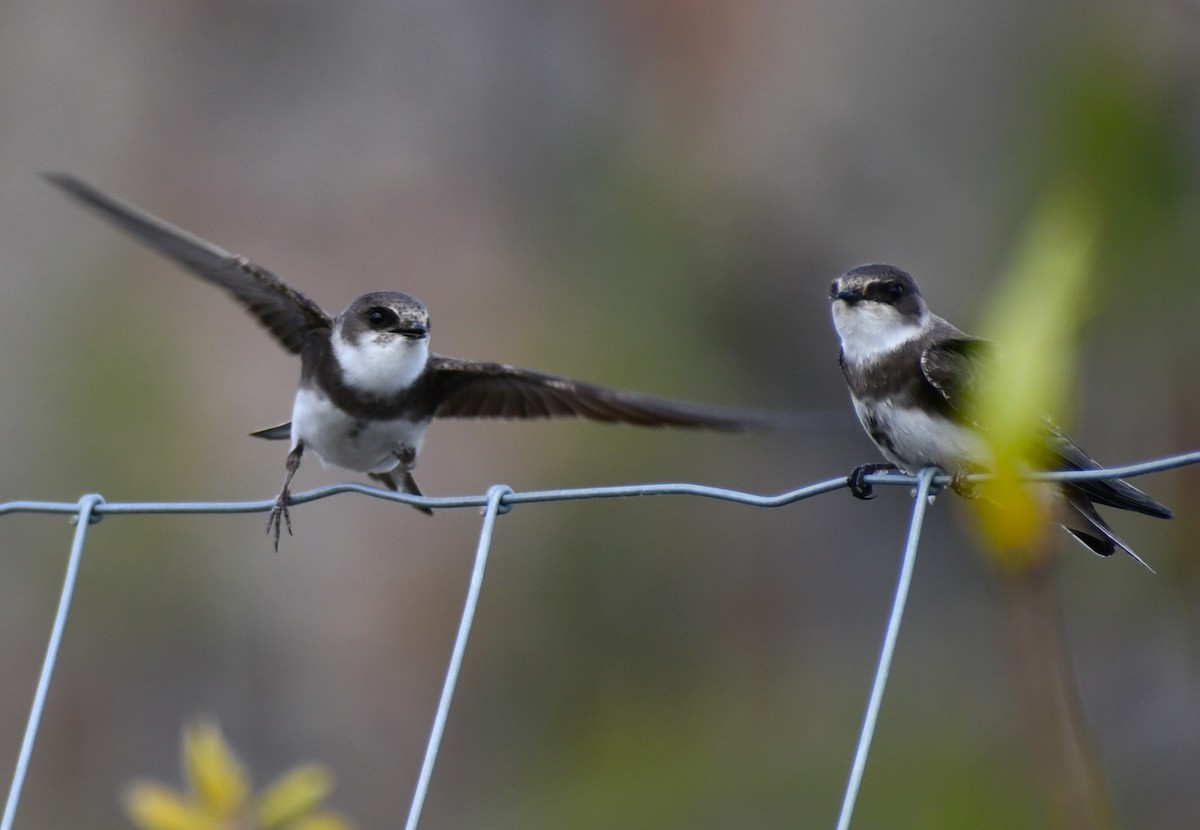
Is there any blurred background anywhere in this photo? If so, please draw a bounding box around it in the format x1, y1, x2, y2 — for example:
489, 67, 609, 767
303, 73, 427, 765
1, 0, 1198, 827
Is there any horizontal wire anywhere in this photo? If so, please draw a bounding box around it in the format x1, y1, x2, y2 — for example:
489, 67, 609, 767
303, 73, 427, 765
0, 479, 848, 517
0, 448, 1193, 520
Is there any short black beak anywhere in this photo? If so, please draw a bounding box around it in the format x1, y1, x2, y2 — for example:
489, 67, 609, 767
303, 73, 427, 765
835, 290, 862, 305
396, 325, 428, 339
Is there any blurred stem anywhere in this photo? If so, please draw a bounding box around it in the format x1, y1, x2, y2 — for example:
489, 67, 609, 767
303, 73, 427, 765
997, 562, 1117, 830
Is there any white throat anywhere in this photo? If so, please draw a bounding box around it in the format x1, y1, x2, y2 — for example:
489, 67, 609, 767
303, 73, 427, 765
833, 302, 928, 365
331, 326, 429, 396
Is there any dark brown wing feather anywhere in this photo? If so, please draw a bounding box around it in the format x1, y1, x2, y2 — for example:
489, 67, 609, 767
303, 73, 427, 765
920, 336, 1171, 520
426, 356, 787, 430
46, 173, 330, 353
918, 336, 992, 424
1045, 433, 1173, 519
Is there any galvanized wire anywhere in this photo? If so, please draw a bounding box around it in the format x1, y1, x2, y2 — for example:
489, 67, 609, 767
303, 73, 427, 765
404, 484, 511, 830
3, 448, 1195, 521
835, 467, 938, 830
0, 448, 1194, 829
1, 493, 103, 830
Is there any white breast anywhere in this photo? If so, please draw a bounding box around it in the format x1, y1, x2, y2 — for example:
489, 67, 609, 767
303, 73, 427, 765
854, 397, 988, 474
290, 387, 429, 473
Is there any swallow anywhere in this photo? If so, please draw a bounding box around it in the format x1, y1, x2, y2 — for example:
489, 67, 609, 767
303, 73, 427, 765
50, 174, 799, 546
830, 262, 1172, 567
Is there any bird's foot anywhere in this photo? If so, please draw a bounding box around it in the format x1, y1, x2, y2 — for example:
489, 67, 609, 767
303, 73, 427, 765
847, 463, 901, 500
396, 444, 417, 470
266, 491, 293, 550
948, 471, 980, 499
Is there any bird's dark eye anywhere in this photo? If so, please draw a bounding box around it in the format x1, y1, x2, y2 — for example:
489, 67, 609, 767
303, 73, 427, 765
888, 282, 905, 300
366, 307, 398, 329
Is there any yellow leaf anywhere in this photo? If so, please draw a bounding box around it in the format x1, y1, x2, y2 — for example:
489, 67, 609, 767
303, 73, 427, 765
183, 720, 249, 816
255, 764, 334, 829
970, 189, 1097, 563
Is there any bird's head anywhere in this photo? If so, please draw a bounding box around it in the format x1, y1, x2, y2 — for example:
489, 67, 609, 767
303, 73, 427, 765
830, 264, 929, 362
333, 291, 431, 395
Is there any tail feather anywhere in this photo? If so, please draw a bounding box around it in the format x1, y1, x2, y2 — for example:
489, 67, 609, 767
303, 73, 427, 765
250, 422, 292, 440
368, 470, 434, 516
1064, 528, 1114, 557
1061, 486, 1154, 572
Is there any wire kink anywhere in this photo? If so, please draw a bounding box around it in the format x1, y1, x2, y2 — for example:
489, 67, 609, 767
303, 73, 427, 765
0, 451, 1189, 829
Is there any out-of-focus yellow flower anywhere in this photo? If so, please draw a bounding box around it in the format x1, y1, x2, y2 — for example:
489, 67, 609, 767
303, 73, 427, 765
124, 720, 355, 830
183, 720, 248, 816
969, 189, 1096, 569
255, 765, 336, 828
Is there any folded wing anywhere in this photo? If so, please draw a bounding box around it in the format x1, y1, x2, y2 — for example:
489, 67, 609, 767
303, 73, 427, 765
919, 335, 1172, 520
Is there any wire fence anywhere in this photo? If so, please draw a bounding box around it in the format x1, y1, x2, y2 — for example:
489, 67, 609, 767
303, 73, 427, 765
2, 448, 1197, 829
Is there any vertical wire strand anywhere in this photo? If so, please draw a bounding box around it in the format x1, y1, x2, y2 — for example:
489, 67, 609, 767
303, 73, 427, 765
404, 485, 511, 830
2, 494, 103, 830
834, 467, 938, 830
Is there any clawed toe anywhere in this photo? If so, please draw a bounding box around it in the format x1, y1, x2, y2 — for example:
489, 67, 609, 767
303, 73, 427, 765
266, 497, 293, 550
948, 472, 979, 499
847, 463, 900, 500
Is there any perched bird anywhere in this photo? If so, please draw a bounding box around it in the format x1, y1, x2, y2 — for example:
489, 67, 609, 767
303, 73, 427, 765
49, 174, 795, 546
829, 262, 1172, 566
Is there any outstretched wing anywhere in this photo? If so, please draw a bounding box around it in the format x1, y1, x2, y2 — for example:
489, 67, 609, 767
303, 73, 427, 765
46, 173, 330, 354
426, 356, 796, 430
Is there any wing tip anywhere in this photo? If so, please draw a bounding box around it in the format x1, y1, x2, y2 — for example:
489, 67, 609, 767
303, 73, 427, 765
42, 171, 92, 201
1101, 483, 1174, 520
1143, 499, 1174, 520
